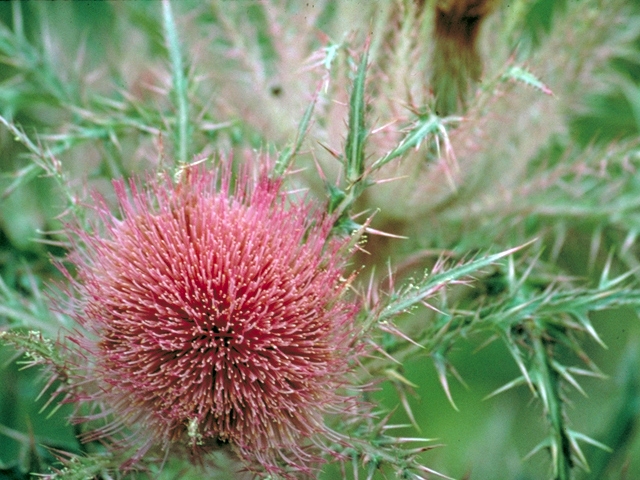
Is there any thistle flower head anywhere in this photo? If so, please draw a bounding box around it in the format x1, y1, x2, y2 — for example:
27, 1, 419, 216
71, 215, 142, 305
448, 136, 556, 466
58, 157, 361, 477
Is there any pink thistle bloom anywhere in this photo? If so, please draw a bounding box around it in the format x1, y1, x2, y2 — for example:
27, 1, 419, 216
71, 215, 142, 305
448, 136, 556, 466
57, 157, 361, 477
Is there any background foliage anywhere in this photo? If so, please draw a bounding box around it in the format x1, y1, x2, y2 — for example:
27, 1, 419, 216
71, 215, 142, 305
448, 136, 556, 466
1, 0, 639, 479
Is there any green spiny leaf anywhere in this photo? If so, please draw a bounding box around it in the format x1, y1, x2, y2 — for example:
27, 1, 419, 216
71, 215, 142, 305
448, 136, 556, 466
274, 85, 320, 177
344, 39, 369, 185
39, 452, 113, 480
373, 113, 458, 170
432, 352, 458, 411
0, 330, 65, 371
501, 65, 553, 95
483, 375, 528, 400
378, 242, 533, 323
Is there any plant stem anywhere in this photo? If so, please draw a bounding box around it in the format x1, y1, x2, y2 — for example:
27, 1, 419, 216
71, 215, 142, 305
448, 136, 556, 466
533, 332, 573, 480
162, 0, 190, 167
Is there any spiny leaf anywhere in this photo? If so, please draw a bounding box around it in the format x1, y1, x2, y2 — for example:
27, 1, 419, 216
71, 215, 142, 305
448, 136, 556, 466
344, 38, 369, 185
568, 428, 612, 455
372, 114, 459, 170
501, 65, 553, 95
498, 328, 537, 395
598, 253, 637, 289
0, 330, 65, 371
2, 163, 41, 199
571, 310, 607, 348
36, 451, 113, 480
377, 242, 533, 323
523, 436, 551, 462
432, 352, 458, 411
483, 375, 528, 400
384, 368, 418, 388
0, 114, 78, 210
274, 84, 320, 177
550, 359, 587, 396
566, 429, 612, 472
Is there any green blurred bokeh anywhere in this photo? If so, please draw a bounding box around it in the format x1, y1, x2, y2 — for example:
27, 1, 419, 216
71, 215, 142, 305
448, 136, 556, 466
0, 1, 639, 479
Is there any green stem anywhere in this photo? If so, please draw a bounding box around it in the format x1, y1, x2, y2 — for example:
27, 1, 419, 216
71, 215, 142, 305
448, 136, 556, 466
162, 0, 190, 167
533, 333, 572, 480
12, 1, 24, 42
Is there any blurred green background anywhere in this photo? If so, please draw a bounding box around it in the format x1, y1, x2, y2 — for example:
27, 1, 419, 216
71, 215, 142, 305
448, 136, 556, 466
1, 1, 640, 479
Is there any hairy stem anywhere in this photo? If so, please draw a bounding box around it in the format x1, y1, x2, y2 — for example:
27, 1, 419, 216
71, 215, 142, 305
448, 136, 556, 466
162, 0, 190, 166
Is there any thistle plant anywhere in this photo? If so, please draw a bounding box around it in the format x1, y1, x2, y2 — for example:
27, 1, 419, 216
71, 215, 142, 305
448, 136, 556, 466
0, 1, 639, 480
